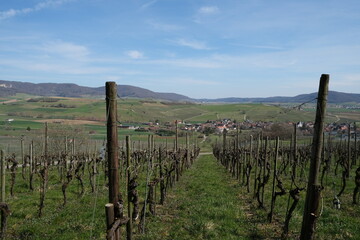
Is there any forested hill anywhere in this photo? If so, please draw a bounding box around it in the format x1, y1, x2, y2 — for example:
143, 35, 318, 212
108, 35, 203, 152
0, 80, 191, 102
199, 91, 360, 104
1, 79, 359, 103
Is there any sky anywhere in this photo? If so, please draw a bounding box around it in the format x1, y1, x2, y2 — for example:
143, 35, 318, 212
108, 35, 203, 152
1, 0, 360, 99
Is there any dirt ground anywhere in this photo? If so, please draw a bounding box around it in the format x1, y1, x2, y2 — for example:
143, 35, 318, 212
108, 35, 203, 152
35, 119, 104, 125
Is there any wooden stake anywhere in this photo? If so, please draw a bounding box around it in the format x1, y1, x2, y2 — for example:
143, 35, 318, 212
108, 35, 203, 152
126, 136, 132, 240
269, 137, 279, 222
0, 150, 5, 202
355, 122, 357, 166
300, 74, 329, 240
175, 120, 178, 151
105, 82, 120, 239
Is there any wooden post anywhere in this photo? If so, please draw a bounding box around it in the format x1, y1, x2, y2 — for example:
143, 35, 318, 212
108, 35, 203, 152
254, 135, 260, 197
44, 122, 48, 188
347, 124, 351, 175
159, 146, 165, 204
65, 136, 68, 155
269, 137, 279, 222
106, 82, 120, 239
0, 150, 5, 202
300, 74, 329, 240
294, 123, 297, 164
355, 122, 358, 166
72, 138, 75, 156
126, 136, 132, 240
29, 143, 33, 176
186, 133, 190, 168
261, 137, 268, 205
45, 122, 48, 165
29, 142, 33, 191
21, 136, 25, 180
105, 203, 115, 239
106, 82, 120, 206
175, 120, 178, 151
223, 129, 227, 166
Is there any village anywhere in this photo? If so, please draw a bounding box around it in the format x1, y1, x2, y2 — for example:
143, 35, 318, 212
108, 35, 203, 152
119, 119, 360, 139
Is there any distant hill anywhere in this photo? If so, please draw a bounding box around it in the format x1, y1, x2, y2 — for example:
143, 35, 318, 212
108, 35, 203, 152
0, 80, 191, 102
200, 91, 360, 104
1, 79, 359, 103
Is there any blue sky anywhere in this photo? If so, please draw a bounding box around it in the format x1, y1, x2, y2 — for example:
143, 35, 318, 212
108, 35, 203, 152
1, 0, 360, 98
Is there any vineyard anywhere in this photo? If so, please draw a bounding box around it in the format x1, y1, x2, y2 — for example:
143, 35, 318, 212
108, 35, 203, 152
0, 78, 360, 239
0, 126, 199, 239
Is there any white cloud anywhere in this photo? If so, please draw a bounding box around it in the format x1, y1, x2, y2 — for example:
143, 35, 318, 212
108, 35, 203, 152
126, 50, 144, 59
147, 20, 183, 32
42, 41, 90, 59
140, 0, 158, 10
198, 6, 219, 14
105, 76, 122, 81
148, 58, 221, 69
170, 78, 219, 85
0, 0, 73, 20
174, 39, 211, 50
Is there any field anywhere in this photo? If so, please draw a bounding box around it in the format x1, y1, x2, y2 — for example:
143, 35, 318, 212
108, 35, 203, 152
0, 94, 360, 239
2, 94, 359, 139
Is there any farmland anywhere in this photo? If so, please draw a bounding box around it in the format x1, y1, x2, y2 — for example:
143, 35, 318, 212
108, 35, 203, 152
0, 92, 360, 239
2, 94, 359, 138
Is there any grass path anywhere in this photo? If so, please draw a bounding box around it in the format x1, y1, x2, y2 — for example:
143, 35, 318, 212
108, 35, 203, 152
138, 154, 259, 240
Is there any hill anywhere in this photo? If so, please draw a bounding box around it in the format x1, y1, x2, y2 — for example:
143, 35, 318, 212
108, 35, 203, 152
1, 79, 360, 103
200, 91, 360, 104
0, 80, 191, 102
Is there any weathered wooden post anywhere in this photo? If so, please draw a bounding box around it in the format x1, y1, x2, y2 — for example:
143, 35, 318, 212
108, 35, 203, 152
355, 122, 358, 166
0, 150, 9, 239
21, 136, 25, 180
159, 146, 165, 204
347, 124, 351, 175
186, 133, 190, 168
254, 134, 260, 197
39, 122, 48, 217
261, 137, 268, 205
223, 129, 227, 168
293, 123, 298, 164
175, 120, 178, 151
29, 142, 34, 191
0, 150, 5, 202
105, 82, 122, 240
300, 74, 329, 240
45, 123, 48, 162
126, 136, 132, 240
268, 137, 279, 223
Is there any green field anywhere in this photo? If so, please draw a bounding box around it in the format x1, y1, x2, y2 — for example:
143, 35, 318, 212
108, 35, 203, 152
2, 94, 352, 137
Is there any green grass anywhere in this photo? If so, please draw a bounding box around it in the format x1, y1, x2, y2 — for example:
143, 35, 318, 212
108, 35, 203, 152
5, 167, 109, 239
137, 154, 253, 240
1, 95, 343, 127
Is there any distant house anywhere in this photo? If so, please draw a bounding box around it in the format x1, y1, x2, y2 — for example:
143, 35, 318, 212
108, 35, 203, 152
215, 124, 227, 133
119, 125, 136, 130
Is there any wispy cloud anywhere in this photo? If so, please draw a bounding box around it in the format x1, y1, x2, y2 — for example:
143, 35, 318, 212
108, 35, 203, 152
170, 78, 219, 85
126, 50, 144, 59
147, 58, 221, 69
235, 44, 284, 50
140, 0, 158, 10
331, 74, 360, 88
0, 0, 73, 20
146, 20, 183, 32
174, 39, 211, 50
42, 40, 90, 59
198, 6, 219, 15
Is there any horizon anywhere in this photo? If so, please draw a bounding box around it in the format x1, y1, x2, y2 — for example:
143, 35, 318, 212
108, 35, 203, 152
2, 79, 360, 100
1, 1, 360, 98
